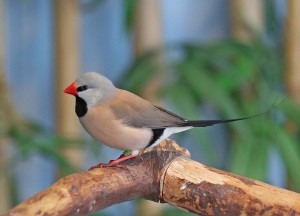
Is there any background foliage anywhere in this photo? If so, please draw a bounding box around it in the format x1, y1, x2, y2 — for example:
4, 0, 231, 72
1, 0, 300, 215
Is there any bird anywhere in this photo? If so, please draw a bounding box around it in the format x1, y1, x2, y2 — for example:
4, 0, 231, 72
64, 72, 268, 168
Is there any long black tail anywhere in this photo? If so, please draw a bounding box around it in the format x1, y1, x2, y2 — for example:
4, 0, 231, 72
187, 116, 256, 127
186, 98, 284, 127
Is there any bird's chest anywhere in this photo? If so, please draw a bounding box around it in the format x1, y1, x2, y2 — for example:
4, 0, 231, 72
79, 107, 152, 150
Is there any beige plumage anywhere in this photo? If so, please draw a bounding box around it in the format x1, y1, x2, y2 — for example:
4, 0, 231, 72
64, 72, 261, 166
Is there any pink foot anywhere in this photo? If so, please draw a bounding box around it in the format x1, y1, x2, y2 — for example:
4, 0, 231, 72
88, 154, 137, 170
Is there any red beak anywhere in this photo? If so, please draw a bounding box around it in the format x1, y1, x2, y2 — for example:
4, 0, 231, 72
64, 82, 78, 96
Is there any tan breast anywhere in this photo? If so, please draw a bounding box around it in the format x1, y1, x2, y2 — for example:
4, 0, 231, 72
79, 102, 152, 151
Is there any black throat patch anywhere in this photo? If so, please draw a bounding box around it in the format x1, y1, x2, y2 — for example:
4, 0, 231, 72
75, 96, 88, 117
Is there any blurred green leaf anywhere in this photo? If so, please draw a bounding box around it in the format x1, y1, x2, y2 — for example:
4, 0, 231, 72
124, 0, 138, 32
5, 123, 84, 176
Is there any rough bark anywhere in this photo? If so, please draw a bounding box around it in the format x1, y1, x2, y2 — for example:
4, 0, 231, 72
5, 140, 300, 216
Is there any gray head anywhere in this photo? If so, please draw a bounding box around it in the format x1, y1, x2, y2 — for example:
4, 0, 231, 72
64, 72, 117, 108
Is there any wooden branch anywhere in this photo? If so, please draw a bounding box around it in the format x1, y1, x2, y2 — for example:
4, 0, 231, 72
5, 140, 300, 216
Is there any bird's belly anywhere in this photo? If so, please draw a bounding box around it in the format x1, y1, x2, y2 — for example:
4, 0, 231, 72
79, 117, 152, 150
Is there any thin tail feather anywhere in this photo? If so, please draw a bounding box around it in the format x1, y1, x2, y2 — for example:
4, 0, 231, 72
187, 116, 254, 127
187, 98, 284, 127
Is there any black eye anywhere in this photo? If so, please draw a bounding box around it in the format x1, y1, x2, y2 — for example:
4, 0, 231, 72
77, 85, 88, 92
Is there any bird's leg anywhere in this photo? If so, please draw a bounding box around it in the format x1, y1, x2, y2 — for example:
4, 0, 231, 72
88, 150, 138, 170
107, 154, 136, 166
